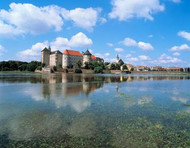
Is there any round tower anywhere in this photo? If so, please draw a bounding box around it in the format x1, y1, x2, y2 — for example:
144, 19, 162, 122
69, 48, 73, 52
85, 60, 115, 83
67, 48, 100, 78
62, 49, 69, 68
83, 50, 92, 65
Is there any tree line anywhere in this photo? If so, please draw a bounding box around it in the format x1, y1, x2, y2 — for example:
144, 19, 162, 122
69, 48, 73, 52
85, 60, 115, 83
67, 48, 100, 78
0, 61, 43, 72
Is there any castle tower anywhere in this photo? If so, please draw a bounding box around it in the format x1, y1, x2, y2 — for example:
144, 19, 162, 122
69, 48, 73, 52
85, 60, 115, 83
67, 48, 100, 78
41, 47, 50, 66
83, 49, 92, 65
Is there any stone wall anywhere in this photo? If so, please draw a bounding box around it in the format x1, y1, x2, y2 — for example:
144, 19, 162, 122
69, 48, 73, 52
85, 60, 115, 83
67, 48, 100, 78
41, 51, 50, 66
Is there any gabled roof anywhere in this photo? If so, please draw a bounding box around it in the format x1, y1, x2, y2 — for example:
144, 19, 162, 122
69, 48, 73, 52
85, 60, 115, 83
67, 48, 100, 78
51, 50, 62, 54
91, 55, 96, 59
84, 50, 92, 55
64, 49, 83, 56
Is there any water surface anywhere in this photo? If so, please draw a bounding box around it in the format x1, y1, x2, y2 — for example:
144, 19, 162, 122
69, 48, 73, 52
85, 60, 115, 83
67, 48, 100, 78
0, 73, 190, 147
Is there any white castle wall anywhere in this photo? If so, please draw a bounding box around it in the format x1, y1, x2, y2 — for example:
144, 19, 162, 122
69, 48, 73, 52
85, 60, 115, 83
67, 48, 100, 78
62, 55, 82, 68
50, 53, 62, 67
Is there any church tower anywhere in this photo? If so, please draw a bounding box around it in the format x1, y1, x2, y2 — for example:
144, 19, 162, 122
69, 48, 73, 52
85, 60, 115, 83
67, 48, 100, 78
116, 54, 119, 63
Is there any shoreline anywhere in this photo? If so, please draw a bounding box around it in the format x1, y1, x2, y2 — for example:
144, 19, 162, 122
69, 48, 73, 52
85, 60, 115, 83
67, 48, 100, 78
0, 70, 190, 76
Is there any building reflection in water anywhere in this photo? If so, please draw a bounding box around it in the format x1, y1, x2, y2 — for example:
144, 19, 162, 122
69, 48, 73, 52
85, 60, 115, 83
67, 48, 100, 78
12, 73, 190, 113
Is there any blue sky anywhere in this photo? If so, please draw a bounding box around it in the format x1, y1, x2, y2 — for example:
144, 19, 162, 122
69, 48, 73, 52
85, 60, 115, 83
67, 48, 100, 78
0, 0, 190, 67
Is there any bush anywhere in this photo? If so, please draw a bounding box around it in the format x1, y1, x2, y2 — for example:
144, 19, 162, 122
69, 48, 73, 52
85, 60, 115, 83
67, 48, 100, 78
115, 64, 120, 70
110, 63, 116, 70
53, 66, 57, 71
75, 68, 82, 73
42, 63, 46, 67
94, 66, 103, 73
76, 60, 82, 68
18, 64, 27, 71
122, 65, 128, 71
36, 66, 42, 70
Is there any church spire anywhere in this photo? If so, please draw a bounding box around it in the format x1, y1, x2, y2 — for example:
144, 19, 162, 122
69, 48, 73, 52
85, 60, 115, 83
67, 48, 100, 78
116, 54, 119, 63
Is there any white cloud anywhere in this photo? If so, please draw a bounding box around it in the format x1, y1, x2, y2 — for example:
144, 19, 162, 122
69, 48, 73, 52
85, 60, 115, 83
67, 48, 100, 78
109, 0, 164, 21
172, 0, 181, 3
69, 32, 93, 48
138, 55, 150, 60
18, 41, 48, 61
94, 52, 110, 58
178, 31, 190, 41
115, 47, 124, 52
0, 3, 103, 37
150, 54, 182, 65
138, 42, 154, 51
51, 32, 93, 50
170, 44, 190, 51
127, 57, 139, 62
126, 54, 132, 58
18, 32, 92, 61
0, 45, 6, 56
107, 43, 114, 47
50, 37, 70, 51
61, 7, 102, 31
104, 53, 110, 57
121, 37, 154, 51
125, 55, 150, 64
0, 3, 63, 35
0, 20, 24, 37
89, 49, 93, 53
148, 34, 153, 38
122, 38, 137, 46
173, 52, 180, 56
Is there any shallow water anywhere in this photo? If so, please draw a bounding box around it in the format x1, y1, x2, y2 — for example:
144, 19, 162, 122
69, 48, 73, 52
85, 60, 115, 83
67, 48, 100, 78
0, 73, 190, 147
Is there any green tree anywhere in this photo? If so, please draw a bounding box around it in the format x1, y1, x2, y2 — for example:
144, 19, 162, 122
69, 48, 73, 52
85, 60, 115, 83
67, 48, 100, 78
115, 64, 120, 70
122, 65, 128, 71
94, 66, 103, 73
84, 62, 90, 69
119, 60, 124, 66
76, 60, 82, 68
18, 64, 27, 71
110, 63, 116, 70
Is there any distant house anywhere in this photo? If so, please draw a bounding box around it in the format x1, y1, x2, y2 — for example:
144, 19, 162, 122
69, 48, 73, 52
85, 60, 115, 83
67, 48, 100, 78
134, 66, 149, 71
151, 66, 166, 71
165, 67, 181, 72
183, 68, 190, 72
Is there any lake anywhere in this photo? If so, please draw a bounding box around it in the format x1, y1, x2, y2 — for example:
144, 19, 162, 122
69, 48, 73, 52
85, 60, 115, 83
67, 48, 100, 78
0, 73, 190, 147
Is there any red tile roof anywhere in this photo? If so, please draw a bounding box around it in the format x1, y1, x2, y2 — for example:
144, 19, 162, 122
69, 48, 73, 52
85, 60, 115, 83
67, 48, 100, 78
91, 55, 96, 59
64, 49, 83, 56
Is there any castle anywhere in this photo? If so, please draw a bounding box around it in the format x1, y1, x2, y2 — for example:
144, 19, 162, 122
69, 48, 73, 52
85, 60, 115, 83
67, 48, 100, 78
41, 47, 104, 68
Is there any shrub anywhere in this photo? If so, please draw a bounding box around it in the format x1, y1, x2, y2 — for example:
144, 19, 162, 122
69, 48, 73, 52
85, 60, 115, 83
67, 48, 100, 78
94, 66, 103, 73
76, 60, 82, 68
53, 66, 57, 71
110, 63, 116, 70
36, 66, 42, 70
123, 65, 128, 71
115, 64, 120, 70
75, 68, 82, 73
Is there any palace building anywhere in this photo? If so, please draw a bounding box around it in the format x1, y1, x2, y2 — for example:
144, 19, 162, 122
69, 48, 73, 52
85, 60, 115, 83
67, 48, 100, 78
41, 47, 104, 68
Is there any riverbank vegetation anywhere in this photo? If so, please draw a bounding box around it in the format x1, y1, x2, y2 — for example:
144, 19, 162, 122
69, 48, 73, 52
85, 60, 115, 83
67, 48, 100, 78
0, 61, 43, 72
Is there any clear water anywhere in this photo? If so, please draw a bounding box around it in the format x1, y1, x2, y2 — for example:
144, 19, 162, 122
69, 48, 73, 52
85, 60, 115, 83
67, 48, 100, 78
0, 73, 190, 147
